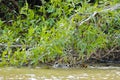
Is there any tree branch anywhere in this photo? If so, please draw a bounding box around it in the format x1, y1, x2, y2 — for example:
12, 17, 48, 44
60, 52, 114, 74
69, 3, 120, 27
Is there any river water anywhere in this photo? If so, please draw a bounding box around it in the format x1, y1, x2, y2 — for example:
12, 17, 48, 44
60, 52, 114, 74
0, 67, 120, 80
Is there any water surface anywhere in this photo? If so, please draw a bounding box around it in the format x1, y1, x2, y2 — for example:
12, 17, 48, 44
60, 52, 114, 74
0, 67, 120, 80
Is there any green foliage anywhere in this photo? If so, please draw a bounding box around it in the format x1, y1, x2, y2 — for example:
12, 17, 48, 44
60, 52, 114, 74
0, 0, 120, 66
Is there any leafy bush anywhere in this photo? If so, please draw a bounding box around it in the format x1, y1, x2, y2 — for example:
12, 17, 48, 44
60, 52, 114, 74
0, 0, 120, 66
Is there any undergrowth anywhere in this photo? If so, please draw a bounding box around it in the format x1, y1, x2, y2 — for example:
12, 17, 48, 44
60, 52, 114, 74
0, 0, 120, 67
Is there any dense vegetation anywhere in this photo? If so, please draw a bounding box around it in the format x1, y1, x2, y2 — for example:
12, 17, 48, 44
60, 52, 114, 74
0, 0, 120, 67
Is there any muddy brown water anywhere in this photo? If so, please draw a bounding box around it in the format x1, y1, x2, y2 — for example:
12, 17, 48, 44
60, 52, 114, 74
0, 67, 120, 80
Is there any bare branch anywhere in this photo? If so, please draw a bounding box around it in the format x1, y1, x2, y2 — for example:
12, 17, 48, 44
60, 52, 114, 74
0, 43, 29, 48
102, 3, 120, 11
77, 11, 98, 26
